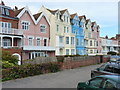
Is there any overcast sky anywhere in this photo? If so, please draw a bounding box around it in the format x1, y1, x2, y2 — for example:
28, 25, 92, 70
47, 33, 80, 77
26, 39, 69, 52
3, 0, 119, 38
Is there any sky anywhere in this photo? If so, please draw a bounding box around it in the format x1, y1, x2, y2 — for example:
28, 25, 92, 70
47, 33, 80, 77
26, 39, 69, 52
3, 0, 119, 38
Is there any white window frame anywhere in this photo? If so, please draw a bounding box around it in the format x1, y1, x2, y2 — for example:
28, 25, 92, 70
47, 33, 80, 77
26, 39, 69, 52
40, 24, 46, 33
36, 37, 41, 46
90, 40, 92, 46
66, 37, 69, 44
21, 21, 30, 30
28, 37, 33, 46
2, 8, 5, 14
5, 8, 9, 15
71, 37, 74, 45
3, 39, 11, 47
71, 49, 75, 55
66, 49, 69, 55
59, 36, 63, 43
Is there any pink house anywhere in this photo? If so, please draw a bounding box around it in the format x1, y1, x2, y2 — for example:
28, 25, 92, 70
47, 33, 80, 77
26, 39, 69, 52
14, 6, 55, 60
91, 22, 102, 55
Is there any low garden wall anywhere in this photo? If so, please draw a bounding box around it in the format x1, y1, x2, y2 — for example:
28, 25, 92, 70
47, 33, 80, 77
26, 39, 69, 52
2, 55, 110, 81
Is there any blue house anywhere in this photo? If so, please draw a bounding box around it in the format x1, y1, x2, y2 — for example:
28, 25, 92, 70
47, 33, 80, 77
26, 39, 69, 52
70, 13, 86, 55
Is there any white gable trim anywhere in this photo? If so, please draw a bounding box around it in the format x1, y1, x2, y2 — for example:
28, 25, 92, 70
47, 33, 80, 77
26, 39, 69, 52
36, 12, 50, 25
17, 6, 50, 25
17, 6, 36, 24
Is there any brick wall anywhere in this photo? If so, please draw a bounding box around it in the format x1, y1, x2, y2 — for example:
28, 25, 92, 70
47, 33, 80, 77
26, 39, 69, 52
22, 55, 110, 70
60, 56, 110, 70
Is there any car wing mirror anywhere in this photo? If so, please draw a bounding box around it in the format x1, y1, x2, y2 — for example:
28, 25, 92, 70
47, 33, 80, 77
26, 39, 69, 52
86, 81, 90, 85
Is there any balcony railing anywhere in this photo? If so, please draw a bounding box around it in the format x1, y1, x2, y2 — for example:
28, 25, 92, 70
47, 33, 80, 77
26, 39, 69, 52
1, 46, 23, 49
0, 28, 23, 35
23, 46, 55, 51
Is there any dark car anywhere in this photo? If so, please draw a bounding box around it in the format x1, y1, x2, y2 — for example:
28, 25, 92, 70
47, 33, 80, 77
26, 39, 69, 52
91, 62, 120, 78
77, 75, 120, 90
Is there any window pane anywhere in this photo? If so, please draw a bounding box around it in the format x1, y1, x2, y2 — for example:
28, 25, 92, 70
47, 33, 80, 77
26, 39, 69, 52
40, 25, 46, 33
66, 49, 69, 55
5, 9, 9, 15
89, 78, 103, 88
104, 81, 116, 89
66, 37, 69, 44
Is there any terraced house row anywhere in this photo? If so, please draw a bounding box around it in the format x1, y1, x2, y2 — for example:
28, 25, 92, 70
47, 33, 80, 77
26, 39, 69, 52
0, 2, 120, 64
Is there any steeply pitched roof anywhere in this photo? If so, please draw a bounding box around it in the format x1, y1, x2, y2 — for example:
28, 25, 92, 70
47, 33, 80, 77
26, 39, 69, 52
33, 12, 42, 20
86, 19, 90, 25
14, 7, 24, 16
79, 15, 86, 20
46, 8, 58, 15
91, 22, 96, 27
70, 13, 77, 19
60, 9, 67, 15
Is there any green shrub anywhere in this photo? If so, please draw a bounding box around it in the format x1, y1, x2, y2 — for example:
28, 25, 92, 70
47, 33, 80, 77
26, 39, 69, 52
2, 51, 18, 65
2, 61, 15, 69
49, 63, 60, 72
2, 62, 61, 81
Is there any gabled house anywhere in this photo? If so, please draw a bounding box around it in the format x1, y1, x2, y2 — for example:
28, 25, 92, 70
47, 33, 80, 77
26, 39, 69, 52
0, 1, 23, 65
39, 6, 76, 56
70, 13, 86, 55
14, 6, 55, 60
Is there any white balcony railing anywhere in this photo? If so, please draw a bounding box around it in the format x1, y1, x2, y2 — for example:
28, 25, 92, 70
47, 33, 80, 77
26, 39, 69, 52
23, 46, 55, 51
0, 28, 23, 35
58, 43, 64, 48
1, 46, 23, 49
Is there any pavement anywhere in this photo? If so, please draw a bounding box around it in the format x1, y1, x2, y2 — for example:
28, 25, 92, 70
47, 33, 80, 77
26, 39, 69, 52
2, 64, 102, 88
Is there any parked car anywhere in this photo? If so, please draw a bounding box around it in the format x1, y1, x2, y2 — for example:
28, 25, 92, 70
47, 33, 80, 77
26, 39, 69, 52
91, 62, 120, 78
77, 75, 120, 90
110, 55, 120, 61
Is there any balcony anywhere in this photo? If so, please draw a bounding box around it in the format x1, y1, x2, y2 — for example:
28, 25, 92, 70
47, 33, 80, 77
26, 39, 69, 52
0, 28, 23, 35
23, 46, 55, 51
57, 43, 64, 48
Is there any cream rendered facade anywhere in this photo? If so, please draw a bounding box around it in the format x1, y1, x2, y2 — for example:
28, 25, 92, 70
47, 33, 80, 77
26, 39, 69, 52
84, 19, 96, 55
39, 6, 76, 56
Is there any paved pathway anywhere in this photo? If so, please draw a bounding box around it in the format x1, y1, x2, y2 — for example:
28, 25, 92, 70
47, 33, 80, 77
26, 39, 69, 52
2, 64, 102, 88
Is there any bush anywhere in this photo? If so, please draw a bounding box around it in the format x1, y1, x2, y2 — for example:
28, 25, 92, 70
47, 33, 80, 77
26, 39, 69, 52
2, 51, 18, 65
57, 56, 64, 62
2, 61, 15, 69
2, 62, 61, 81
107, 51, 117, 55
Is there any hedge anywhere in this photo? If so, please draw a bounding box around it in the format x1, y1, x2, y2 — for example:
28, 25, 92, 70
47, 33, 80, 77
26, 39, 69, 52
2, 62, 61, 81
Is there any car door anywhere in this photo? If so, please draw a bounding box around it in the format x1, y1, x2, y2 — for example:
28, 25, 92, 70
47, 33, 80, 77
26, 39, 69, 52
102, 79, 117, 89
86, 77, 104, 90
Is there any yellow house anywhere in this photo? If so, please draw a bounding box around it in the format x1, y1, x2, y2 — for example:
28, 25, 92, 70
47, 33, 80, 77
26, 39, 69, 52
39, 6, 76, 56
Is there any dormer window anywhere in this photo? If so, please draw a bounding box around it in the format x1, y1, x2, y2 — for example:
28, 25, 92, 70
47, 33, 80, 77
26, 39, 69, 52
1, 8, 9, 15
56, 13, 59, 19
5, 9, 9, 15
67, 17, 68, 22
64, 15, 66, 21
